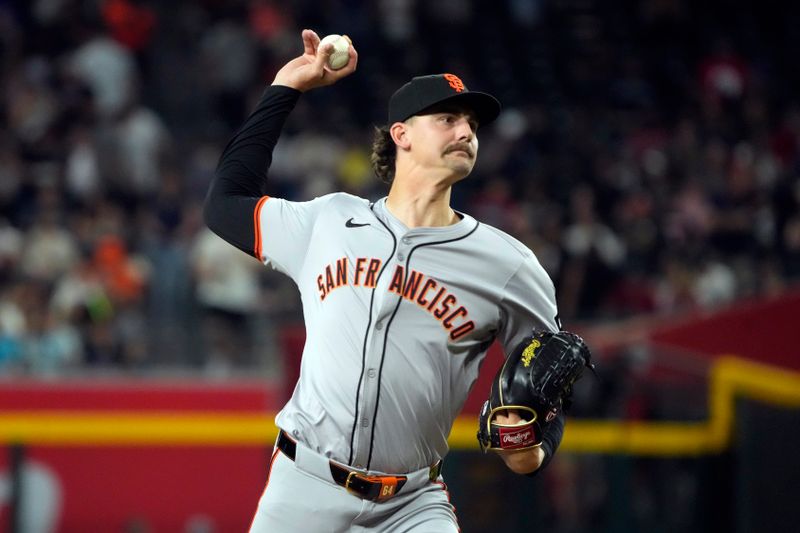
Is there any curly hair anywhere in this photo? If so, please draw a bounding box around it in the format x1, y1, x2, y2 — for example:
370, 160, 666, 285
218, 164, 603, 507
370, 126, 396, 184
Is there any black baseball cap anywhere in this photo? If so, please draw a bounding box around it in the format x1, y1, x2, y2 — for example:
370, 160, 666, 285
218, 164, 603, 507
388, 73, 501, 126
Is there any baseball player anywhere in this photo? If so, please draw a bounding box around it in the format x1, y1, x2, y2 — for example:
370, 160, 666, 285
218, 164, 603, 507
204, 29, 585, 532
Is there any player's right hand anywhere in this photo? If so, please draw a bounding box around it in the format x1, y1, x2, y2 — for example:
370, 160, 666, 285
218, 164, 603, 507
272, 29, 358, 92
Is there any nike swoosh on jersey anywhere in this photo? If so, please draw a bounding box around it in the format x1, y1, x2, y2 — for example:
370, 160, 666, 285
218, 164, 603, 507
345, 218, 370, 228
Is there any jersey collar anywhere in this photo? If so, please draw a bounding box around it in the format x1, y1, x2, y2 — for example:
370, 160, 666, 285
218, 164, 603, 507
371, 197, 478, 240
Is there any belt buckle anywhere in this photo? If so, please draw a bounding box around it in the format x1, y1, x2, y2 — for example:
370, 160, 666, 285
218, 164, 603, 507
344, 470, 360, 495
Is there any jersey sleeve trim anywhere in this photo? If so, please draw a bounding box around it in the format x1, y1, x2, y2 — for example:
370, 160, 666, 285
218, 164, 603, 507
253, 195, 271, 259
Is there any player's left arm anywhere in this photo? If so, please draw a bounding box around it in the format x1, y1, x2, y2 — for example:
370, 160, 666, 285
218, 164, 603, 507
492, 256, 566, 475
478, 329, 586, 477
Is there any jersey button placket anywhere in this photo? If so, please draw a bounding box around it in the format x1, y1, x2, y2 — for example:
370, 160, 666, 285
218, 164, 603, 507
355, 312, 386, 467
354, 240, 404, 469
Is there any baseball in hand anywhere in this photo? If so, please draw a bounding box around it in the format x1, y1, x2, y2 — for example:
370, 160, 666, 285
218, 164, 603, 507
319, 34, 351, 70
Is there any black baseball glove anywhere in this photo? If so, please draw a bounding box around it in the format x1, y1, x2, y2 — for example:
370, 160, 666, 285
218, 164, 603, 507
477, 330, 593, 452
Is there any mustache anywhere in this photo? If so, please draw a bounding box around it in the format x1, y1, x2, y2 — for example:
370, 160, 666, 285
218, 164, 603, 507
444, 143, 474, 157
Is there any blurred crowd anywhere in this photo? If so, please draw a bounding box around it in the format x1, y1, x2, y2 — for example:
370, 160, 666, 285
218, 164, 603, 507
1, 0, 799, 375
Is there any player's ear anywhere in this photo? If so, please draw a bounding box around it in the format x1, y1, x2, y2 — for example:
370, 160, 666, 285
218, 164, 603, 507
390, 121, 411, 151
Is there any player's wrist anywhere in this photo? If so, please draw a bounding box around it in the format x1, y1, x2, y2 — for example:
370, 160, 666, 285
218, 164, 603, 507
271, 75, 307, 92
498, 446, 545, 474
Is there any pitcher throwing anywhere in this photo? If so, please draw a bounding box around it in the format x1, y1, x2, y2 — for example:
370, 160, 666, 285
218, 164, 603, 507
204, 29, 592, 532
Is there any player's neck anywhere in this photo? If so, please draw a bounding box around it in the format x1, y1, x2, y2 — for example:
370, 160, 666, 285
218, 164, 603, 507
385, 180, 459, 229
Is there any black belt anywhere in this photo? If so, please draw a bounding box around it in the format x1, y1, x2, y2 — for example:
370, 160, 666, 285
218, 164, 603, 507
277, 430, 441, 502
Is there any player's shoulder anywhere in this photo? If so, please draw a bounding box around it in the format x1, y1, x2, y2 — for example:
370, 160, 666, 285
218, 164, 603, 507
474, 220, 556, 293
335, 192, 372, 206
314, 192, 371, 209
311, 193, 373, 221
271, 191, 369, 213
473, 220, 534, 261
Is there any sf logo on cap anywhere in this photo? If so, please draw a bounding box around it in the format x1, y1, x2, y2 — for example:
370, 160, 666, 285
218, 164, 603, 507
443, 73, 465, 93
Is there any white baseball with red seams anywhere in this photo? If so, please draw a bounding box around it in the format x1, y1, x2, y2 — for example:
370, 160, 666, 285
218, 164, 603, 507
319, 34, 350, 70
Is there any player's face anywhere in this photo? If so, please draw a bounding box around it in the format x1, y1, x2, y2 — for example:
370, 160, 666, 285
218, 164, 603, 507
407, 106, 479, 179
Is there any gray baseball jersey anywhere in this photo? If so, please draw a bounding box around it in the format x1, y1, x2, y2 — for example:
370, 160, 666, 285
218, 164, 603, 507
256, 192, 559, 474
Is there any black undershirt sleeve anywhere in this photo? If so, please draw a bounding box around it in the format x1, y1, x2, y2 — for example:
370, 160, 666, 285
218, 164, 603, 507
203, 85, 302, 257
526, 411, 566, 477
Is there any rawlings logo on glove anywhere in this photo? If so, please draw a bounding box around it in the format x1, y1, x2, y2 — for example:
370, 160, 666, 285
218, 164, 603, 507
477, 330, 593, 453
521, 339, 540, 367
499, 426, 535, 448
